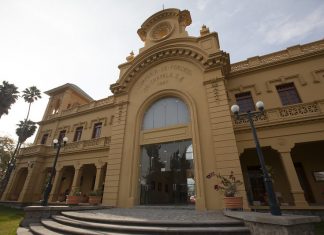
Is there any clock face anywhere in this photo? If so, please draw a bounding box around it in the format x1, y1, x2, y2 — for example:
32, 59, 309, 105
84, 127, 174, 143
150, 22, 173, 41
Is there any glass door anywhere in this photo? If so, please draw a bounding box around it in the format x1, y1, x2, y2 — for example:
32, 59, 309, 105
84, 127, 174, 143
140, 140, 195, 205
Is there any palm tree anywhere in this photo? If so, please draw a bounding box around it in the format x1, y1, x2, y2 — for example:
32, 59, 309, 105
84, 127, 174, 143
22, 86, 42, 121
0, 81, 19, 119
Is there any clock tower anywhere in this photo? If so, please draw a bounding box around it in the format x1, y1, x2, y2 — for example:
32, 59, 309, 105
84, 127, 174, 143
137, 8, 192, 52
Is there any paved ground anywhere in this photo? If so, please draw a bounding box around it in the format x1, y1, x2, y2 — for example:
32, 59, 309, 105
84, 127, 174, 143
72, 206, 239, 223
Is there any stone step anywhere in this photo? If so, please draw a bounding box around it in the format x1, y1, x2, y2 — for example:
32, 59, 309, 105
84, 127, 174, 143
61, 211, 245, 227
41, 219, 102, 235
29, 221, 133, 235
29, 223, 62, 235
16, 227, 33, 235
51, 215, 250, 234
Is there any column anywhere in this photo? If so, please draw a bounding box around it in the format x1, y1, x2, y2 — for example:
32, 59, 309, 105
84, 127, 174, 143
48, 168, 63, 202
18, 167, 34, 202
279, 150, 308, 207
70, 166, 83, 194
94, 165, 103, 191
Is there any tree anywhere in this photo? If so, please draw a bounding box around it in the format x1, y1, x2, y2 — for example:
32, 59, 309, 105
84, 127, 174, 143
0, 120, 37, 197
0, 86, 41, 197
0, 136, 15, 180
0, 81, 19, 119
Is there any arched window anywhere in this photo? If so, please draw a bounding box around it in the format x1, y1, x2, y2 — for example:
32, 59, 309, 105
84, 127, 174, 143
142, 97, 190, 130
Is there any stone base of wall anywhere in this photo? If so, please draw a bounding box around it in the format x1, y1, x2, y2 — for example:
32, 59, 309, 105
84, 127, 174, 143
224, 211, 321, 235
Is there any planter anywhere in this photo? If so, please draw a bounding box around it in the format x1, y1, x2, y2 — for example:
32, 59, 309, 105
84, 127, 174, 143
224, 196, 243, 210
88, 196, 102, 205
66, 195, 81, 205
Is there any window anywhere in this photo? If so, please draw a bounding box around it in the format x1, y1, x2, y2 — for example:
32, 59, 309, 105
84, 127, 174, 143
276, 83, 301, 106
142, 97, 190, 130
92, 122, 102, 139
235, 92, 255, 113
58, 130, 66, 142
73, 126, 83, 142
40, 134, 49, 145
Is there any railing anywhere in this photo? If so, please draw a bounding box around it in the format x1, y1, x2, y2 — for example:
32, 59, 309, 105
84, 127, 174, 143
18, 145, 49, 156
47, 96, 114, 120
18, 137, 111, 157
233, 100, 324, 128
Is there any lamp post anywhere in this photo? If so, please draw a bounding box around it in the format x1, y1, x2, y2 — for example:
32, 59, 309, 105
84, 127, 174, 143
41, 137, 68, 206
231, 101, 281, 216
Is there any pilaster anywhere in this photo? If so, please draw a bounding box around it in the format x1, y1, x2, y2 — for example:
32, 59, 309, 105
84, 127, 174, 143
204, 77, 248, 209
102, 99, 128, 206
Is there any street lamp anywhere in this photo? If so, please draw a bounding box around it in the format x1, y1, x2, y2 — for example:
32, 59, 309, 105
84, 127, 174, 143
41, 136, 68, 206
231, 101, 282, 216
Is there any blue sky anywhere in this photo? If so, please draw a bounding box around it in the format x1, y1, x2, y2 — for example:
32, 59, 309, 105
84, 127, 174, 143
0, 0, 323, 142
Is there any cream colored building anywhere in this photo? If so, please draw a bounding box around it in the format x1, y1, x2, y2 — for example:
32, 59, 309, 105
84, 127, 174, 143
2, 8, 324, 211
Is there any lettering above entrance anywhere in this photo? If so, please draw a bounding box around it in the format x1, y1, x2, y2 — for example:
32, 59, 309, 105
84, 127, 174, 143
138, 64, 192, 93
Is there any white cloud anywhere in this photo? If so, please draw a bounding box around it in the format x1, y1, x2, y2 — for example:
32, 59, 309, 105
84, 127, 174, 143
197, 0, 210, 11
259, 7, 324, 45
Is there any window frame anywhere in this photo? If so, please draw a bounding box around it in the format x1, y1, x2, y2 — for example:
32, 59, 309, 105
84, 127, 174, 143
40, 133, 49, 145
276, 82, 302, 106
92, 122, 102, 139
234, 91, 255, 113
73, 126, 83, 142
58, 130, 66, 142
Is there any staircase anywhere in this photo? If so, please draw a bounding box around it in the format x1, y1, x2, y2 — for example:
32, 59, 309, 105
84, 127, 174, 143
17, 208, 250, 235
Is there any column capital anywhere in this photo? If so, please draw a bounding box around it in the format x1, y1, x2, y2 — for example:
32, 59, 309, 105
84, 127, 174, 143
95, 161, 106, 169
55, 165, 64, 172
74, 162, 83, 171
271, 138, 295, 153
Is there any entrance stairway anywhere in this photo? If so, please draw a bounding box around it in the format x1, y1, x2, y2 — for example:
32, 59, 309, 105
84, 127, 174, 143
18, 207, 250, 235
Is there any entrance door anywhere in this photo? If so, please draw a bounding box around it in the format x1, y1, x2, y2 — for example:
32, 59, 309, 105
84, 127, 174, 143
140, 140, 195, 205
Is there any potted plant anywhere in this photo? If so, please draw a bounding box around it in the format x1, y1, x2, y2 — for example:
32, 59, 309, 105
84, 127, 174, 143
66, 188, 82, 205
88, 190, 103, 205
206, 171, 243, 210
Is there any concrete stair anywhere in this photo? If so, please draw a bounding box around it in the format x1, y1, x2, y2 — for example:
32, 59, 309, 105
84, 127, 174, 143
18, 210, 250, 235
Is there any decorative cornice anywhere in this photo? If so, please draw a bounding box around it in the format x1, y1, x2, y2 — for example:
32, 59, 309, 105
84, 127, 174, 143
111, 44, 230, 95
44, 83, 94, 101
39, 96, 115, 124
230, 39, 324, 75
203, 77, 225, 85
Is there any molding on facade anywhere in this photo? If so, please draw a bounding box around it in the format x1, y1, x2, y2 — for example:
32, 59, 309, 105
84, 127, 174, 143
230, 39, 324, 76
111, 38, 230, 95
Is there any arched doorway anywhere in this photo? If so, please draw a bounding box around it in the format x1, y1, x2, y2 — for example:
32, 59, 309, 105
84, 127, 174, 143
8, 167, 28, 201
139, 97, 195, 205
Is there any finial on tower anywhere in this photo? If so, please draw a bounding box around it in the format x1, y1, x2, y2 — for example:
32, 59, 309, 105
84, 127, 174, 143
126, 51, 135, 62
200, 25, 210, 36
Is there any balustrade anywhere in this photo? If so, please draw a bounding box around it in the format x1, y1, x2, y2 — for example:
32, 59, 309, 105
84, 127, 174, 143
18, 137, 111, 157
233, 100, 324, 128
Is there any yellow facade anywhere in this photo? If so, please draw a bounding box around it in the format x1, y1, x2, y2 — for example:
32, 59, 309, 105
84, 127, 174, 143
2, 8, 324, 211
